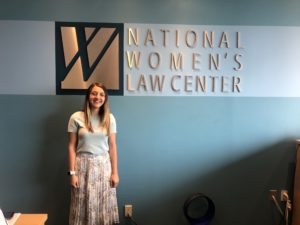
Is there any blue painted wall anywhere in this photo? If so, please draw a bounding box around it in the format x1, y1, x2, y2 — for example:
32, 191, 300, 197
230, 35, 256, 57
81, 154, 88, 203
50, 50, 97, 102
1, 1, 300, 225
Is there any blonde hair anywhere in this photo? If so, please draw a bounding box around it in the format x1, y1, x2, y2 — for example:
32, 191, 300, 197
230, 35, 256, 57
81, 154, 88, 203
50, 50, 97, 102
84, 83, 111, 135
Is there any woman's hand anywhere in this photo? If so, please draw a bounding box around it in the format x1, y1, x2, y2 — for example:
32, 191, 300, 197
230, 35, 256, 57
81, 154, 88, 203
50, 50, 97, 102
110, 173, 119, 188
70, 175, 79, 188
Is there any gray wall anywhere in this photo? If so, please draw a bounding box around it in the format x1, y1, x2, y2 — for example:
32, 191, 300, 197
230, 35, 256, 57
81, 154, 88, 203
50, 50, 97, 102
1, 1, 300, 225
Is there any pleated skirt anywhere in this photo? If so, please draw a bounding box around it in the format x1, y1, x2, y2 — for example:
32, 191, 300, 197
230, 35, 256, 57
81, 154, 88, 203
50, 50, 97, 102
69, 152, 119, 225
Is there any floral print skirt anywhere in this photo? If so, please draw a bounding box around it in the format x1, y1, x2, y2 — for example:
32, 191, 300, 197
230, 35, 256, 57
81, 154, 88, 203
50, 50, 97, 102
69, 152, 119, 225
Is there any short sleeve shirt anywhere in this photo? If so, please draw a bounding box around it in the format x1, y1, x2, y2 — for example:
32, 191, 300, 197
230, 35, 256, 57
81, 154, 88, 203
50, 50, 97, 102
68, 111, 117, 155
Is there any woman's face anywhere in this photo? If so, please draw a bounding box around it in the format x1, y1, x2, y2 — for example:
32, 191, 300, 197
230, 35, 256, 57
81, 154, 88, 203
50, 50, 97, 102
89, 86, 106, 110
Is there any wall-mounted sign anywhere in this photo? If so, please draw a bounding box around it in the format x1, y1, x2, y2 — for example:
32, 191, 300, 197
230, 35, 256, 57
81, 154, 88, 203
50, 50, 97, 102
124, 24, 244, 96
1, 20, 300, 97
55, 22, 123, 95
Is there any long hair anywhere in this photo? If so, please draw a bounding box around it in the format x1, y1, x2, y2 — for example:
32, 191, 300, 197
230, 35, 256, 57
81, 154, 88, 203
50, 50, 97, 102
84, 83, 111, 135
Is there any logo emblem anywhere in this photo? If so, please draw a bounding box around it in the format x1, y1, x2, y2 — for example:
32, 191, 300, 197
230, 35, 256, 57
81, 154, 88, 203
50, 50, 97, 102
56, 22, 123, 95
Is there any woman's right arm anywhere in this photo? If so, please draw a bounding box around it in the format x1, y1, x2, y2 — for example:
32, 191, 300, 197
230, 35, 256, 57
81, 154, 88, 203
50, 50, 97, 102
68, 132, 78, 188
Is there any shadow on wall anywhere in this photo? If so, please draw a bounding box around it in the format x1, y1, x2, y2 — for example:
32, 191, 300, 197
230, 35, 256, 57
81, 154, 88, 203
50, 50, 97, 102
36, 102, 70, 225
119, 140, 296, 225
36, 96, 83, 225
0, 95, 83, 225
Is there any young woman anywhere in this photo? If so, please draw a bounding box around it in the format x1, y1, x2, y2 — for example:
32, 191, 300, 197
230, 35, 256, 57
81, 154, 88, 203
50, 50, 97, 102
67, 83, 119, 225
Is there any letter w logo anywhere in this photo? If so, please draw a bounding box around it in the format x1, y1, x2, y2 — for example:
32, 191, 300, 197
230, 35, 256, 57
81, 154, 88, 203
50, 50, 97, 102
56, 22, 123, 95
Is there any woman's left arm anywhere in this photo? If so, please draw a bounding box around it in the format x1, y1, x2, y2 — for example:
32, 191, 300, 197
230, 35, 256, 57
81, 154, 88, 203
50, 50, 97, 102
109, 133, 119, 188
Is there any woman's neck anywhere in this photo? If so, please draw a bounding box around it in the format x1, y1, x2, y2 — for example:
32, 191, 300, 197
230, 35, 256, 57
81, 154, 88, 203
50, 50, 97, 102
90, 108, 100, 116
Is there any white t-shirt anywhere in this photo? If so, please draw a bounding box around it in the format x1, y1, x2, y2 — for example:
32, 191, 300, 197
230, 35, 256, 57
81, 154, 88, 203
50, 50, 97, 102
68, 111, 117, 155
